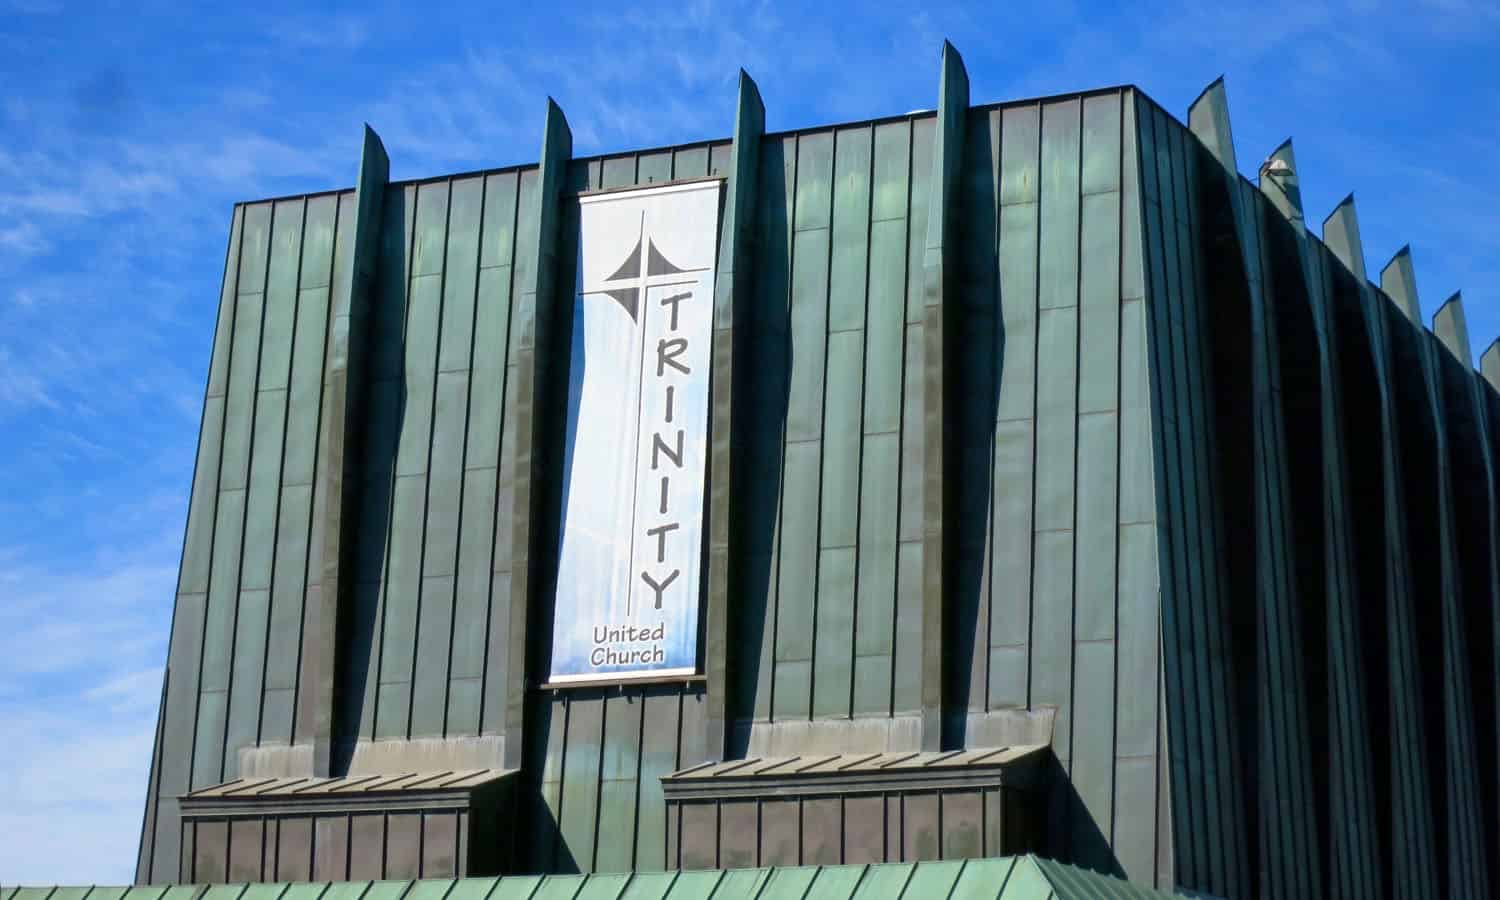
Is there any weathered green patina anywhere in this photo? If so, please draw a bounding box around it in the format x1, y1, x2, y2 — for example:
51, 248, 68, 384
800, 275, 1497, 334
127, 38, 1500, 900
9, 856, 1182, 900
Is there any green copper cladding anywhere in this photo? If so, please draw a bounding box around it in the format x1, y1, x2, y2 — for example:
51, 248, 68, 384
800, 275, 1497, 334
921, 39, 968, 752
133, 45, 1500, 898
1379, 237, 1492, 896
1349, 205, 1443, 897
1239, 118, 1383, 896
1480, 343, 1500, 879
1332, 188, 1446, 894
1433, 288, 1500, 898
137, 145, 364, 877
505, 98, 572, 771
18, 857, 1191, 900
1263, 135, 1383, 898
706, 69, 764, 759
1246, 144, 1327, 899
1302, 208, 1384, 899
314, 124, 390, 775
1436, 311, 1496, 897
141, 200, 243, 881
1177, 82, 1255, 898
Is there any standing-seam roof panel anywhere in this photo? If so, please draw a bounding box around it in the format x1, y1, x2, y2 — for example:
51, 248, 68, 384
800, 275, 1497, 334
4, 857, 1187, 900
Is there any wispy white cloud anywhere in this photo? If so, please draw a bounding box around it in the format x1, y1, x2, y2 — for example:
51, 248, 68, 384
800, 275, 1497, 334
0, 517, 177, 884
0, 220, 48, 257
262, 13, 371, 51
86, 666, 167, 713
0, 702, 158, 885
0, 346, 57, 411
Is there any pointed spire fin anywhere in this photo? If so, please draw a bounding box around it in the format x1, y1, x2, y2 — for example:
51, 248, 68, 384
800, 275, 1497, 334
1188, 76, 1238, 174
1322, 194, 1368, 284
1259, 138, 1304, 230
1380, 245, 1422, 325
1481, 339, 1500, 392
919, 38, 970, 751
1434, 292, 1472, 366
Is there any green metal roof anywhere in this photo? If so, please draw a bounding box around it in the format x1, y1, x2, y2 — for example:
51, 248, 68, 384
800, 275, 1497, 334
3, 857, 1176, 900
182, 770, 510, 800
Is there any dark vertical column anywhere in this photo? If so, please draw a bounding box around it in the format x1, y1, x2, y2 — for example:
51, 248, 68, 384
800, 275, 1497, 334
1311, 223, 1372, 892
347, 182, 416, 750
309, 126, 389, 776
1483, 342, 1500, 881
1432, 291, 1498, 896
504, 100, 573, 769
708, 71, 764, 756
920, 40, 968, 751
1246, 139, 1324, 900
1257, 138, 1380, 895
1140, 100, 1201, 894
1183, 127, 1241, 899
954, 106, 997, 727
1328, 212, 1439, 897
1299, 204, 1383, 900
1379, 247, 1469, 899
1174, 82, 1253, 899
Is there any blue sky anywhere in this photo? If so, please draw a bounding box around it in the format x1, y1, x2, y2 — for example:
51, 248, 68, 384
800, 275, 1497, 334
1, 0, 1497, 885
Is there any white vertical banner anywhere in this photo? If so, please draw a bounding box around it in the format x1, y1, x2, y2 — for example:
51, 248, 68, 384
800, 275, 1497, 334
550, 179, 721, 683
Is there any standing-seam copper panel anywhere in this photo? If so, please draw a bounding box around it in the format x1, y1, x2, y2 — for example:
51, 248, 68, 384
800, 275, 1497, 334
140, 188, 359, 882
1296, 230, 1383, 899
1238, 170, 1325, 900
1385, 302, 1490, 896
944, 88, 1166, 888
340, 164, 531, 751
1362, 250, 1442, 896
1323, 233, 1408, 895
1430, 313, 1499, 895
727, 113, 933, 743
1136, 101, 1248, 897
